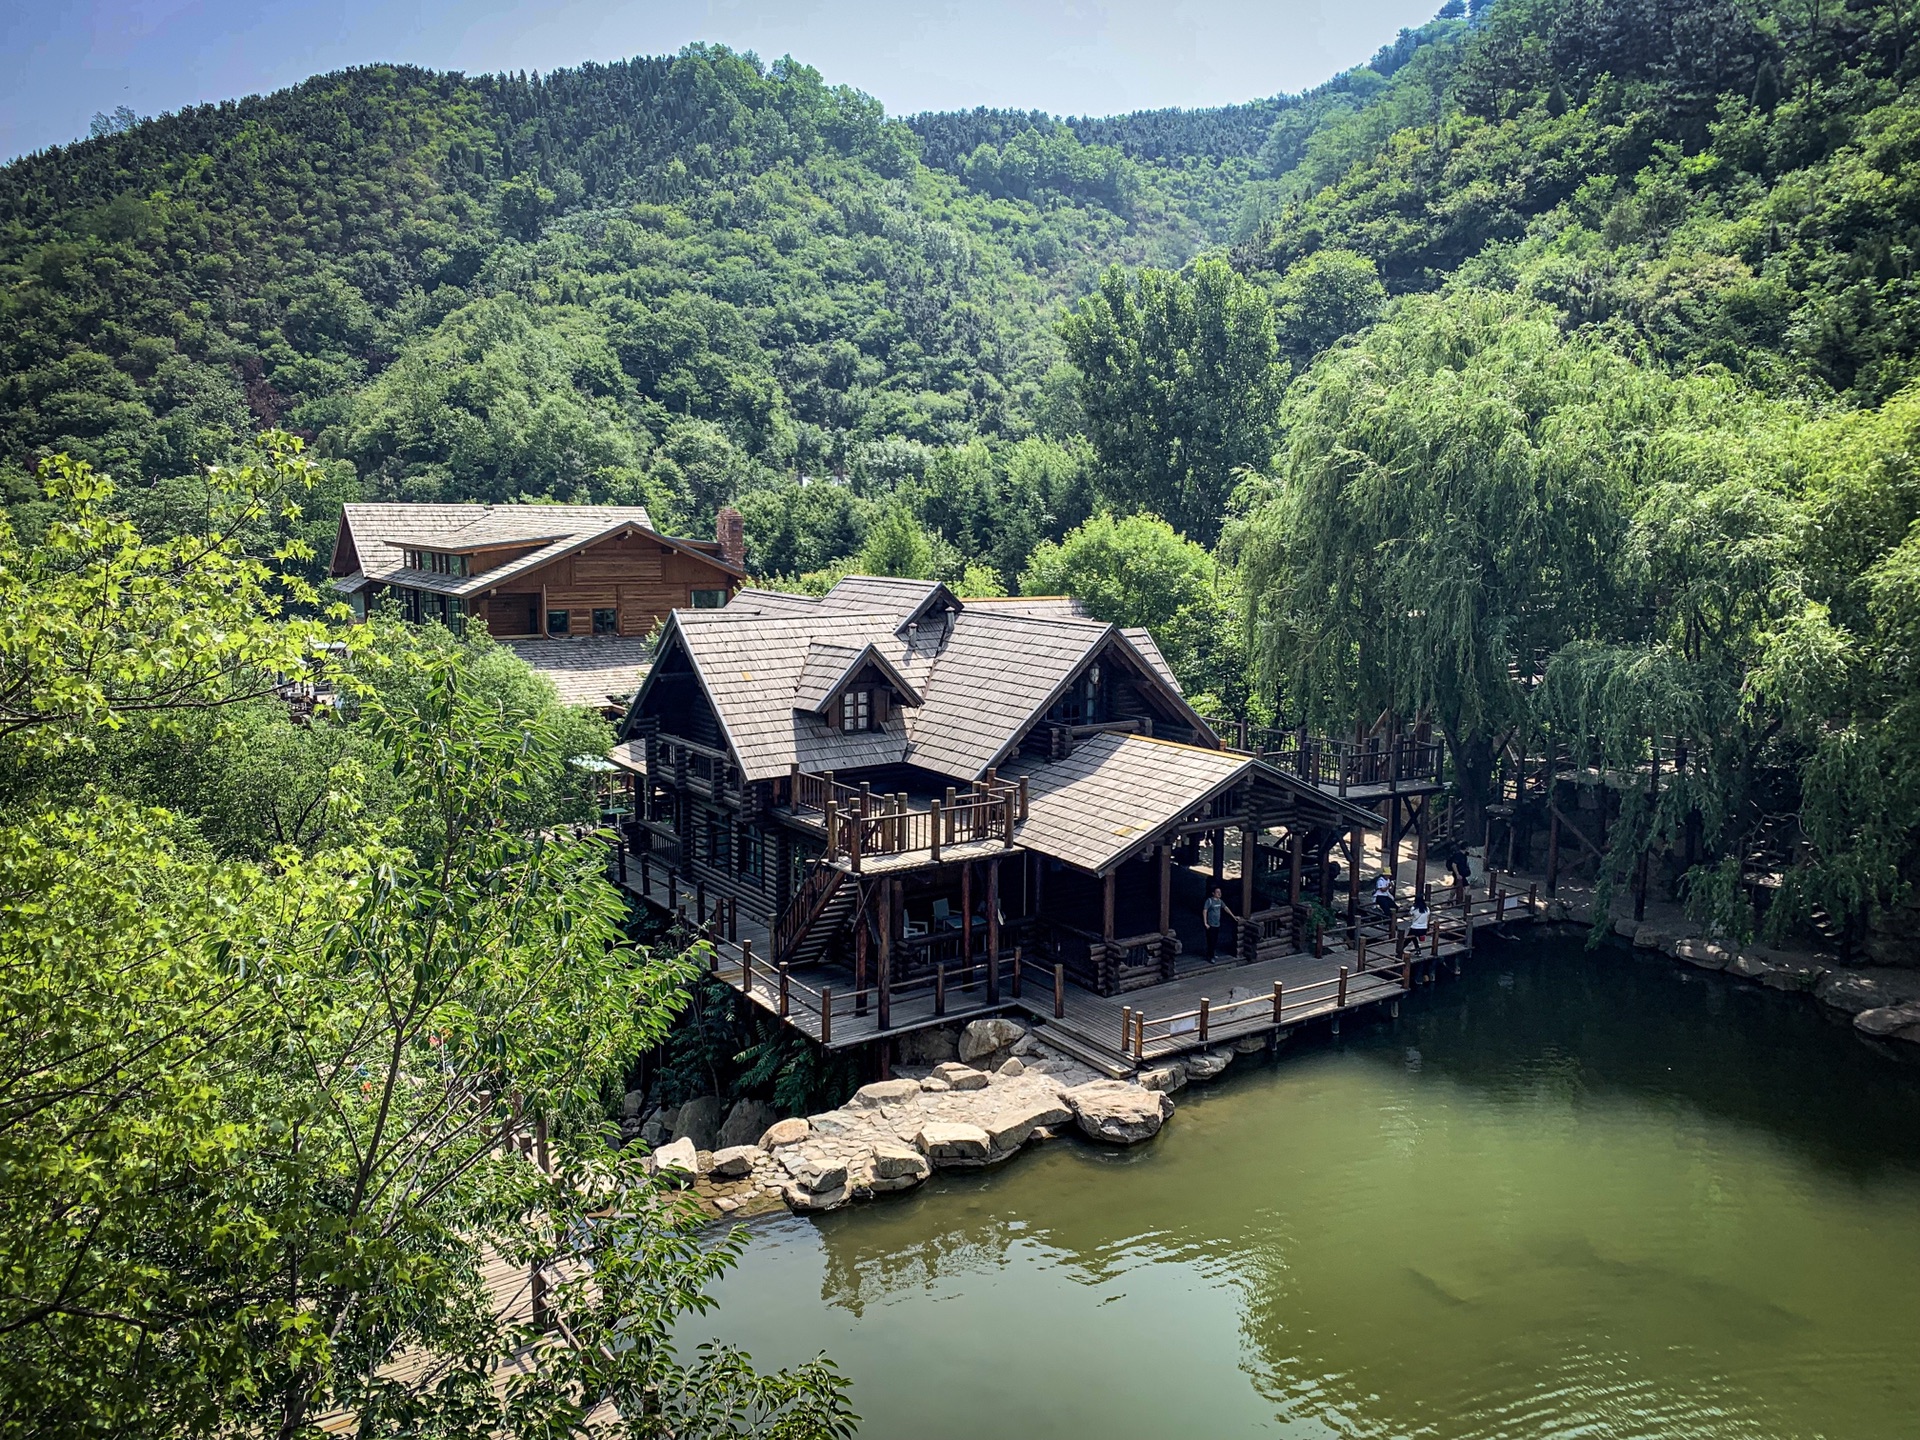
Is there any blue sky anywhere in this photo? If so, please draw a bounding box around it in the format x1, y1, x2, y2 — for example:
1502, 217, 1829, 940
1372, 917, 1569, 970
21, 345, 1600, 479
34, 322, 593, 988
2, 0, 1445, 161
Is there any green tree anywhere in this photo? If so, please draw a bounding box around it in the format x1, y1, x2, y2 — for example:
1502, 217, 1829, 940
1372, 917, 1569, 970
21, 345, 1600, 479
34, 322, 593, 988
0, 455, 856, 1438
1237, 291, 1644, 840
1021, 512, 1237, 700
1059, 258, 1288, 544
1267, 248, 1386, 369
856, 504, 936, 579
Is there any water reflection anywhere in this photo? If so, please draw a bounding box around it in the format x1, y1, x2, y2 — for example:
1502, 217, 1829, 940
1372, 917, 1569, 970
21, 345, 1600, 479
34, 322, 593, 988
687, 938, 1920, 1440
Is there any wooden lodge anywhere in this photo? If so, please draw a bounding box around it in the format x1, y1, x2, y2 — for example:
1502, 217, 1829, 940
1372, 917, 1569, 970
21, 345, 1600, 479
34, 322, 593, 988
609, 576, 1542, 1072
328, 502, 746, 640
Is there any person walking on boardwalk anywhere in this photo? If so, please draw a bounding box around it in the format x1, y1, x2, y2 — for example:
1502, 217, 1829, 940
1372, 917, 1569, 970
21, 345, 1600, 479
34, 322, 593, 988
1203, 885, 1236, 961
1373, 873, 1396, 923
1400, 891, 1431, 958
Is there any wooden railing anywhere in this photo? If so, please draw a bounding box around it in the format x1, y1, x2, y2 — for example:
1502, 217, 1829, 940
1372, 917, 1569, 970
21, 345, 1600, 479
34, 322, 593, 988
1193, 713, 1445, 796
771, 862, 844, 965
802, 777, 1029, 870
697, 928, 1043, 1042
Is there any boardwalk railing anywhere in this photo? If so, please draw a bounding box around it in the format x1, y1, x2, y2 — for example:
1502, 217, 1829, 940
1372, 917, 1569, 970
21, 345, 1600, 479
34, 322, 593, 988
1115, 962, 1411, 1061
1194, 714, 1444, 796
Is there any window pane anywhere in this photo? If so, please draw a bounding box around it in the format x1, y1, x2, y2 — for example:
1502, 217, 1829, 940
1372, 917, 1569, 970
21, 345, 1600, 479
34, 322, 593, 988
593, 607, 617, 635
547, 610, 570, 636
691, 588, 727, 609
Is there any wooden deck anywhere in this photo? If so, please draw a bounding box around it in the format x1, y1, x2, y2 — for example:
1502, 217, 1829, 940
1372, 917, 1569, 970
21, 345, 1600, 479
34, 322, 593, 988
623, 853, 1540, 1071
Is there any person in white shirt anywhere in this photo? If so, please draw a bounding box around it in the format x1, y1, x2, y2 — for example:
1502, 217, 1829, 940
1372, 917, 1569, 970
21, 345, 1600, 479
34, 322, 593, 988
1399, 892, 1431, 957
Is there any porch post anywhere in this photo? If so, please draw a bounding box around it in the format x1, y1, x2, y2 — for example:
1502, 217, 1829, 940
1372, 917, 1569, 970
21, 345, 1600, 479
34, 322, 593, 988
1240, 822, 1256, 932
854, 883, 870, 1017
1288, 830, 1303, 908
1414, 796, 1429, 897
986, 858, 1001, 1002
1348, 828, 1362, 918
962, 862, 974, 964
1102, 870, 1116, 942
1158, 844, 1171, 935
1384, 797, 1400, 890
1211, 827, 1225, 887
877, 879, 893, 1030
1547, 806, 1561, 897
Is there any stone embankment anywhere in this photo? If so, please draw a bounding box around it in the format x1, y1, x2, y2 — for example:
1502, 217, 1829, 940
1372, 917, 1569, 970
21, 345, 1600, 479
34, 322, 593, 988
632, 1017, 1261, 1219
1537, 896, 1920, 1049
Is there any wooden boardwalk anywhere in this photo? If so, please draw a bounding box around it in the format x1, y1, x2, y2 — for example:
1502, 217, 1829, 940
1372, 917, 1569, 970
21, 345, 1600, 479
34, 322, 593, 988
622, 852, 1540, 1073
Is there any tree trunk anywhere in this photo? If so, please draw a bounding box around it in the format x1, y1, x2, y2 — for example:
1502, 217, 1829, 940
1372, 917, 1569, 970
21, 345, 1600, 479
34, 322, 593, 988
1446, 730, 1497, 848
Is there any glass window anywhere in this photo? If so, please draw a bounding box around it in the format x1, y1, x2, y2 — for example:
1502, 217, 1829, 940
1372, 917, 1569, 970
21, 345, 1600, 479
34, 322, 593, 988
547, 609, 570, 636
593, 607, 617, 635
840, 688, 871, 733
737, 824, 764, 882
690, 588, 728, 609
706, 814, 731, 871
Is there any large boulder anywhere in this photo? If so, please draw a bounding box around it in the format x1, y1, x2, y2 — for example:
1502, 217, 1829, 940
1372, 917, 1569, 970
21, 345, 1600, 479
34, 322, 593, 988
852, 1078, 922, 1107
620, 1089, 648, 1120
984, 1098, 1073, 1153
759, 1117, 810, 1149
1855, 1004, 1920, 1043
1065, 1081, 1174, 1145
671, 1095, 724, 1151
1672, 937, 1732, 971
866, 1141, 932, 1192
931, 1061, 990, 1090
917, 1121, 994, 1167
1137, 1063, 1187, 1094
1185, 1050, 1232, 1082
1816, 971, 1898, 1015
997, 1057, 1026, 1077
1730, 949, 1826, 992
652, 1136, 698, 1183
958, 1017, 1027, 1066
708, 1145, 759, 1180
896, 1026, 961, 1065
716, 1098, 779, 1150
779, 1148, 850, 1195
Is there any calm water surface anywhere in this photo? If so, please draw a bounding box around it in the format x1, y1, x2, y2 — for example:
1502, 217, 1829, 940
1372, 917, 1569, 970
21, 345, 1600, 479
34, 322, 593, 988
679, 938, 1920, 1438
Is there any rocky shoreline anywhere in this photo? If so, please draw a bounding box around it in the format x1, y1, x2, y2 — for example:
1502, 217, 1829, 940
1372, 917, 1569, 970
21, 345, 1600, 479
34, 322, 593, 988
1537, 899, 1920, 1048
633, 1016, 1264, 1220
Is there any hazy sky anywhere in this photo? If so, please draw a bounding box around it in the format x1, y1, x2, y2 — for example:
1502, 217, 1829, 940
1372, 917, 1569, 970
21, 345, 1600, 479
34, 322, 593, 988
2, 0, 1446, 161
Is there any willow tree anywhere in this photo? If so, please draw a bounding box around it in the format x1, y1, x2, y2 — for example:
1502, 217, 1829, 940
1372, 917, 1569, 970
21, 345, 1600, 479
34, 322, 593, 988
1236, 290, 1653, 840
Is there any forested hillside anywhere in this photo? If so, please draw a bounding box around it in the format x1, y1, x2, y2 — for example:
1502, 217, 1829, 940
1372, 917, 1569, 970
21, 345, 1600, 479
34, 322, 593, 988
6, 0, 1920, 948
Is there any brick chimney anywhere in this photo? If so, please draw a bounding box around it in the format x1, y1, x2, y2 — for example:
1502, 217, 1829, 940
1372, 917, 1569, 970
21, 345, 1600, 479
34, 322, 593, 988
716, 505, 745, 570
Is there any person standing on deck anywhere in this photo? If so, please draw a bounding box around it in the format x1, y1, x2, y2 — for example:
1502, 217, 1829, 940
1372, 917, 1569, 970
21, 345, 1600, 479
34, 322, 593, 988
1203, 885, 1236, 961
1399, 892, 1431, 957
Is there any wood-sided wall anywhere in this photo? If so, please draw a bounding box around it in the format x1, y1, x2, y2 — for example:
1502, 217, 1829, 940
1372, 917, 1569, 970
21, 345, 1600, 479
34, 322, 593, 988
477, 533, 738, 638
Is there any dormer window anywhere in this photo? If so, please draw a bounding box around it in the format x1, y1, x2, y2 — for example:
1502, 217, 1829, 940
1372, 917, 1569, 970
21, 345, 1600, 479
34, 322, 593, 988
840, 688, 872, 732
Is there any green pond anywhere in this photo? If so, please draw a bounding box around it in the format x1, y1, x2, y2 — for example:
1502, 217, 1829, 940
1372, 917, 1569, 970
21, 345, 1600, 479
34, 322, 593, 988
679, 937, 1920, 1438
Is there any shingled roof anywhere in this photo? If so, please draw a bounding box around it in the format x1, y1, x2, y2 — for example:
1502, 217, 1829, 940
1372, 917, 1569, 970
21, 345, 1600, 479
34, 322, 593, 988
627, 574, 1218, 785
1005, 732, 1383, 875
1006, 732, 1253, 874
330, 503, 741, 597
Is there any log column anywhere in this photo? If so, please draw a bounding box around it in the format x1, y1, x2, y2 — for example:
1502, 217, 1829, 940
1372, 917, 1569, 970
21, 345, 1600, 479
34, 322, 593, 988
1158, 843, 1172, 935
961, 862, 974, 964
854, 883, 870, 1016
986, 857, 1001, 1002
1413, 797, 1428, 899
877, 880, 893, 1030
1240, 821, 1257, 959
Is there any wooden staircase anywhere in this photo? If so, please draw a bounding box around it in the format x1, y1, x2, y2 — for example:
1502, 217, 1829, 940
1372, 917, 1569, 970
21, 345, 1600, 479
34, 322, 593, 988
773, 863, 856, 967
